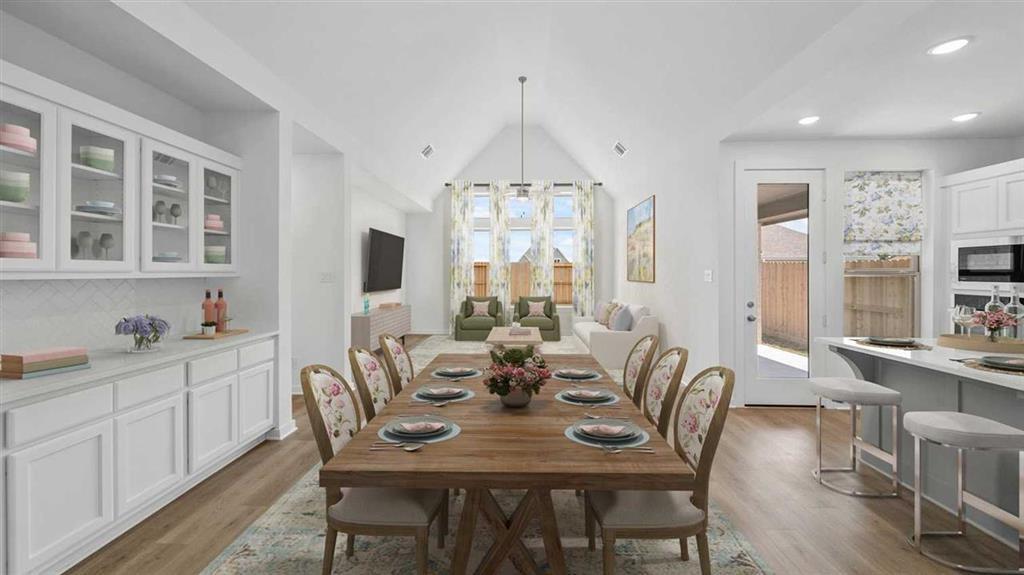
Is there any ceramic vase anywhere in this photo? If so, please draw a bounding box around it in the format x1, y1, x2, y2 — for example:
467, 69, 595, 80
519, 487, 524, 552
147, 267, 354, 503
500, 388, 532, 408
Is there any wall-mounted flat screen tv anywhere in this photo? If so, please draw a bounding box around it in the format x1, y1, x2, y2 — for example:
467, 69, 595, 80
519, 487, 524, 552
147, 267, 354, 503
365, 228, 404, 292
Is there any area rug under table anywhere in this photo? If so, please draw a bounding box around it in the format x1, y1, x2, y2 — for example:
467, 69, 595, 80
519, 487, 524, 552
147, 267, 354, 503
203, 465, 770, 574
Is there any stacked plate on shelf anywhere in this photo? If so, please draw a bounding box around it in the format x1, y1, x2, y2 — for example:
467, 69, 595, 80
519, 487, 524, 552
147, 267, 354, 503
79, 146, 115, 171
0, 170, 30, 202
74, 200, 122, 216
205, 245, 227, 264
154, 251, 181, 263
0, 124, 36, 154
0, 231, 37, 259
153, 174, 180, 189
205, 214, 224, 230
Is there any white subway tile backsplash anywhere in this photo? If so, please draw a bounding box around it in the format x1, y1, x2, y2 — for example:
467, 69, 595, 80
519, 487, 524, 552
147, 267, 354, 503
1, 279, 209, 351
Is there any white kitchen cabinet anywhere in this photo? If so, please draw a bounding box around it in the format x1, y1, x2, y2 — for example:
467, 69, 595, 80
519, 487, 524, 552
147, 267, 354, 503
996, 171, 1024, 230
115, 395, 185, 514
140, 138, 199, 272
188, 374, 238, 473
950, 179, 999, 235
238, 362, 274, 442
0, 86, 57, 271
57, 108, 138, 272
199, 159, 239, 272
7, 420, 114, 574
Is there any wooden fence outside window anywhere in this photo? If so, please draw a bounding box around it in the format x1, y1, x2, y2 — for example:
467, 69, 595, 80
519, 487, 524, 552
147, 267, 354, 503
473, 262, 574, 305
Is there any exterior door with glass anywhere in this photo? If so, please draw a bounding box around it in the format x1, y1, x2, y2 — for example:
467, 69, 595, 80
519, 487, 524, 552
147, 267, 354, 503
737, 169, 825, 405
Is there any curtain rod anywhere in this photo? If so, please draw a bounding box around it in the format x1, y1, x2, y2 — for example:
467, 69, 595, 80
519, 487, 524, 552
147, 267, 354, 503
444, 182, 603, 188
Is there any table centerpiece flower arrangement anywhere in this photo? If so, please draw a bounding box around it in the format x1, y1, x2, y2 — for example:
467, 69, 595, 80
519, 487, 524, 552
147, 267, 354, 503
972, 309, 1017, 342
483, 345, 551, 408
116, 314, 170, 353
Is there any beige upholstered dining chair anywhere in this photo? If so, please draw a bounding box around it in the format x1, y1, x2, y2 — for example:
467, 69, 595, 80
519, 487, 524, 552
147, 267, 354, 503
622, 335, 659, 408
300, 364, 448, 575
379, 333, 415, 395
641, 347, 689, 439
348, 346, 395, 421
586, 366, 736, 575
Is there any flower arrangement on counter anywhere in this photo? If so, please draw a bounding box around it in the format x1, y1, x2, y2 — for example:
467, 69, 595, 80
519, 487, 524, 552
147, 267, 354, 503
116, 314, 170, 352
972, 310, 1017, 341
483, 346, 551, 407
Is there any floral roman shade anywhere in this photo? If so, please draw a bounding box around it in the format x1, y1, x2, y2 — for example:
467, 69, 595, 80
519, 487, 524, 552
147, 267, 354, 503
529, 181, 554, 296
572, 180, 595, 316
450, 180, 475, 328
488, 182, 511, 322
844, 171, 924, 258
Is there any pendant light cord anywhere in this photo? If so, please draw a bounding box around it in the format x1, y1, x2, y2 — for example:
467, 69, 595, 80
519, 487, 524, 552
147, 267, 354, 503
519, 75, 526, 197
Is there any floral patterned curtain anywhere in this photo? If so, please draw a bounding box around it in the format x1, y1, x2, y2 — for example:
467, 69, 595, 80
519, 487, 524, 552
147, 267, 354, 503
450, 180, 475, 329
488, 182, 511, 323
529, 181, 554, 296
844, 171, 924, 258
572, 180, 595, 316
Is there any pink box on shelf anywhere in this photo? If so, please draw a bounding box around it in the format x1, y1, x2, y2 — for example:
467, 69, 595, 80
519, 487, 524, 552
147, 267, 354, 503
205, 214, 221, 221
0, 232, 31, 242
0, 124, 30, 137
0, 251, 36, 259
0, 241, 36, 253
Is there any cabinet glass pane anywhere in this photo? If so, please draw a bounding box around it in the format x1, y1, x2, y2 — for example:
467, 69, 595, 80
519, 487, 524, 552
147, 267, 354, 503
0, 101, 42, 260
70, 125, 125, 262
151, 151, 190, 264
203, 167, 231, 265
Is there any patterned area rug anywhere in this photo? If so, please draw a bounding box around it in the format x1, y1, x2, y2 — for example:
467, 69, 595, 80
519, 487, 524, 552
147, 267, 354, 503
203, 466, 770, 574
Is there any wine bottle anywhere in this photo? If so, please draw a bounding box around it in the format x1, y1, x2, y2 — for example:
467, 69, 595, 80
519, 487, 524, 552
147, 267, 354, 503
215, 289, 228, 333
985, 285, 1004, 314
202, 289, 215, 325
1004, 286, 1022, 338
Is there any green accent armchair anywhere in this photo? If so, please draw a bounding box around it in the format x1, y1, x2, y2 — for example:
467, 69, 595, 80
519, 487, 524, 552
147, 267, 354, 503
512, 296, 561, 341
454, 296, 504, 341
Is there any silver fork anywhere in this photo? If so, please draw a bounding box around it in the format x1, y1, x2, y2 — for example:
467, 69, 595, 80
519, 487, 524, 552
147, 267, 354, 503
601, 445, 655, 454
584, 413, 630, 420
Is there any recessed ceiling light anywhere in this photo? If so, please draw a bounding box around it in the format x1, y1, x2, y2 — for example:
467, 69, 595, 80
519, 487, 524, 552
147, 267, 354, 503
420, 144, 434, 159
927, 37, 970, 55
952, 112, 980, 123
798, 116, 820, 126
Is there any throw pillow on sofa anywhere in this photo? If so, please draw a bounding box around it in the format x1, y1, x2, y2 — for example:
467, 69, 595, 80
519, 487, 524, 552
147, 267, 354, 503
527, 301, 547, 317
600, 302, 620, 326
594, 300, 610, 324
471, 301, 491, 317
609, 306, 633, 331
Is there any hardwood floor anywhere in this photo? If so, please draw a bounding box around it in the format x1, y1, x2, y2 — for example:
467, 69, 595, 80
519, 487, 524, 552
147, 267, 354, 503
70, 335, 1017, 574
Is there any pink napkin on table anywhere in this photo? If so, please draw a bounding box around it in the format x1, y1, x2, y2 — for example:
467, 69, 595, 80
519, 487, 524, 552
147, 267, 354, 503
579, 424, 625, 437
399, 421, 446, 433
424, 387, 461, 395
568, 389, 604, 399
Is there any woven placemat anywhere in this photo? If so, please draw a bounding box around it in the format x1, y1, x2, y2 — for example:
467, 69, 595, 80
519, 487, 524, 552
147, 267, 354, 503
963, 360, 1024, 377
853, 338, 933, 351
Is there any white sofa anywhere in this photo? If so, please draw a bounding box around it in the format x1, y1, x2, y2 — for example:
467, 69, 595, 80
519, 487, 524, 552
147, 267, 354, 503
573, 303, 659, 368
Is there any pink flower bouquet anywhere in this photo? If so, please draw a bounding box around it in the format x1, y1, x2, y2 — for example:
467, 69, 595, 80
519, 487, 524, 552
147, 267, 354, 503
972, 309, 1018, 341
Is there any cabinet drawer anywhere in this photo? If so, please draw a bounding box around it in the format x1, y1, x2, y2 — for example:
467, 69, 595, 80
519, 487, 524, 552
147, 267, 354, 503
188, 350, 238, 385
238, 339, 275, 368
6, 384, 113, 449
116, 364, 184, 410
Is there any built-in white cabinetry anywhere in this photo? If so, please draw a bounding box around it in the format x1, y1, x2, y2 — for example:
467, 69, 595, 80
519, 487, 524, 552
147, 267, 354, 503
115, 395, 185, 514
141, 139, 198, 271
189, 374, 239, 473
200, 160, 239, 272
239, 362, 274, 442
947, 159, 1024, 237
7, 420, 115, 574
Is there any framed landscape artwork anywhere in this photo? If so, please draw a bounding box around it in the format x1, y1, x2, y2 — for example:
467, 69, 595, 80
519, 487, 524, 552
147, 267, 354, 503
627, 195, 655, 282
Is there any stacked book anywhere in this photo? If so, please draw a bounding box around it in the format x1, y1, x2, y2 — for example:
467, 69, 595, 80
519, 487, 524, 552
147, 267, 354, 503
1, 347, 90, 379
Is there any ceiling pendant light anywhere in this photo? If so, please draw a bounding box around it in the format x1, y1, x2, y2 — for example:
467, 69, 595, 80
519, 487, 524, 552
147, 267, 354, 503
516, 76, 529, 200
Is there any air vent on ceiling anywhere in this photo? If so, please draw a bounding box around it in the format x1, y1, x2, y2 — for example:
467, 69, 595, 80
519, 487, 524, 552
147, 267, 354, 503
613, 141, 628, 157
420, 144, 434, 159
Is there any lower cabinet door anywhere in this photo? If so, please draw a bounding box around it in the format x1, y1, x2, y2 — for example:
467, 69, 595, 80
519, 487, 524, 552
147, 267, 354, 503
116, 395, 185, 514
188, 375, 238, 473
238, 362, 274, 442
8, 420, 115, 574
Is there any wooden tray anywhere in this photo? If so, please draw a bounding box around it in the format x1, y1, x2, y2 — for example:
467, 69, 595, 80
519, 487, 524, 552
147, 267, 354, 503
936, 333, 1024, 354
183, 328, 249, 340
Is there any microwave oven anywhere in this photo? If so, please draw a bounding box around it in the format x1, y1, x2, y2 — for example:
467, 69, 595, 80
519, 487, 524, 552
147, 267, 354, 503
952, 237, 1024, 285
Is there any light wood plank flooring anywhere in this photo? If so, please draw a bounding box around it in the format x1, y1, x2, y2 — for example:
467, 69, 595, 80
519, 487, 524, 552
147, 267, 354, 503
70, 335, 1017, 574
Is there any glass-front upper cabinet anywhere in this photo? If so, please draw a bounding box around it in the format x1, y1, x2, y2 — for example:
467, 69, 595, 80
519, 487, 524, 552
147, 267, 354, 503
0, 86, 57, 272
58, 109, 137, 271
200, 160, 238, 272
141, 139, 197, 271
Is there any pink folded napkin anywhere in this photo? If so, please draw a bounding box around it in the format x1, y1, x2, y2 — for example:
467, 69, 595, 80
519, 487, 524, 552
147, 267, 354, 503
424, 387, 461, 395
579, 424, 625, 437
399, 421, 446, 433
559, 369, 591, 376
568, 389, 605, 398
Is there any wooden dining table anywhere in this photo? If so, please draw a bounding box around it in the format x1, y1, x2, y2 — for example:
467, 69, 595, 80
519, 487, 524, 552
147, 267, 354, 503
319, 353, 695, 575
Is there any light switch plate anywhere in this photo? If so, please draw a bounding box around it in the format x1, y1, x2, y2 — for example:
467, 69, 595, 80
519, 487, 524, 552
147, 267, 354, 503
319, 272, 337, 283
703, 269, 714, 283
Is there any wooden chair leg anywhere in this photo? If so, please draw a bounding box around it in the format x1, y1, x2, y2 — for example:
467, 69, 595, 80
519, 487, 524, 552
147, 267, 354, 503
416, 528, 429, 575
345, 533, 355, 558
602, 528, 616, 575
438, 491, 449, 549
575, 489, 582, 497
323, 527, 338, 575
696, 532, 711, 575
584, 493, 596, 551
679, 536, 689, 560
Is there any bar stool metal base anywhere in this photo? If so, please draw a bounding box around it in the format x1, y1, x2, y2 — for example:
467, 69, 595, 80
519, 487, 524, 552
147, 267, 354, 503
813, 397, 900, 498
909, 435, 1024, 574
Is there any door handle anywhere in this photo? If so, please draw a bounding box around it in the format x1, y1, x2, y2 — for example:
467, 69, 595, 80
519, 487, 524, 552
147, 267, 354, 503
747, 315, 758, 322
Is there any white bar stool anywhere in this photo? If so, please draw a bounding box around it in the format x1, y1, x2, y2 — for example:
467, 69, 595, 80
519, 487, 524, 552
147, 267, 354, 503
809, 377, 901, 497
904, 411, 1024, 574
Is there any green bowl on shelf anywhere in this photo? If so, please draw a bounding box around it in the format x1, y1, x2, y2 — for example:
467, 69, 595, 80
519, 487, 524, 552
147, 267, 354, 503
0, 184, 29, 203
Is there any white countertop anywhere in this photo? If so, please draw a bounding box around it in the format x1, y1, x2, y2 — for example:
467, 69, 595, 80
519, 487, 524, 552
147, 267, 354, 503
819, 337, 1024, 393
0, 331, 278, 409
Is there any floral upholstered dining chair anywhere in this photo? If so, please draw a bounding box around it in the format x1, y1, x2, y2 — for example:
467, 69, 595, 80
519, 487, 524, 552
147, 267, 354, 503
379, 333, 415, 395
300, 364, 447, 575
641, 347, 689, 439
348, 347, 394, 421
586, 366, 735, 575
622, 335, 659, 408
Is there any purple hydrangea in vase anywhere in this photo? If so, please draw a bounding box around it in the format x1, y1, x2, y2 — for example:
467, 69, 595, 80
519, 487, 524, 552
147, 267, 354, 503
116, 314, 171, 353
972, 310, 1017, 342
483, 345, 551, 408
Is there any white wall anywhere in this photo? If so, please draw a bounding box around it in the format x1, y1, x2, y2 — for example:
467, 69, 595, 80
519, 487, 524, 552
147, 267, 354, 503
291, 154, 348, 384
717, 137, 1024, 399
405, 125, 613, 334
351, 190, 407, 312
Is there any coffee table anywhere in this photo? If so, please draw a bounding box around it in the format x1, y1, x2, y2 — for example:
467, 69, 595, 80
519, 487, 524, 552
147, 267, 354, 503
486, 326, 544, 348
